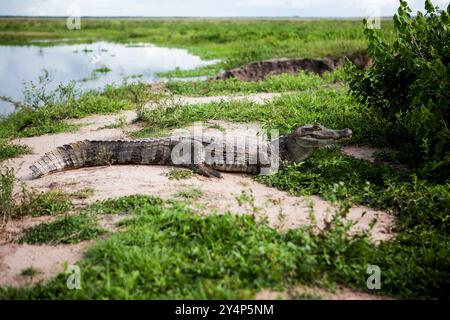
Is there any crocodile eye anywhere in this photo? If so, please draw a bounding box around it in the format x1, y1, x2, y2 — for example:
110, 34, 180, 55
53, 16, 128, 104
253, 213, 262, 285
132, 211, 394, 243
312, 124, 321, 131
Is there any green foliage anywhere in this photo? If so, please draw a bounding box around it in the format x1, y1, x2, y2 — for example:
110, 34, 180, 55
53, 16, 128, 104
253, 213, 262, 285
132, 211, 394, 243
137, 85, 390, 148
17, 190, 72, 218
258, 147, 450, 298
0, 77, 155, 140
0, 18, 395, 72
19, 213, 105, 245
21, 267, 40, 278
0, 141, 30, 162
156, 64, 220, 78
93, 66, 112, 73
0, 195, 369, 299
258, 147, 450, 232
175, 187, 203, 200
0, 167, 15, 222
88, 194, 164, 215
2, 194, 448, 299
166, 69, 344, 96
0, 167, 72, 223
345, 1, 450, 175
167, 168, 193, 180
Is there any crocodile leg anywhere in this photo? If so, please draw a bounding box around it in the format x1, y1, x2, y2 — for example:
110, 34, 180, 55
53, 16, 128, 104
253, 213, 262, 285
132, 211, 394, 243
188, 164, 223, 178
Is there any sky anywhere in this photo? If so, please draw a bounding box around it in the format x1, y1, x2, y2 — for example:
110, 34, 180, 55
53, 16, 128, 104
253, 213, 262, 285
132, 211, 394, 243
0, 0, 448, 17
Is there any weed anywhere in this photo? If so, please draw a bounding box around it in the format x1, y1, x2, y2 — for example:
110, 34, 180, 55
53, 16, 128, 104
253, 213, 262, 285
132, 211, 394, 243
167, 168, 193, 180
70, 188, 95, 200
101, 116, 127, 129
0, 18, 395, 72
0, 167, 72, 224
21, 267, 41, 278
136, 85, 389, 148
165, 69, 344, 96
175, 187, 203, 200
207, 123, 226, 132
0, 79, 156, 140
0, 194, 448, 298
19, 213, 105, 245
93, 66, 112, 74
0, 167, 15, 224
0, 141, 31, 162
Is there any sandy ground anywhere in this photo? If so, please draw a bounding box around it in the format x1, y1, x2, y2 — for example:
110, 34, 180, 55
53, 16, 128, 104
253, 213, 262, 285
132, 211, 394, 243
1, 96, 395, 295
342, 146, 381, 162
0, 242, 91, 287
174, 92, 283, 105
256, 284, 392, 300
144, 92, 284, 109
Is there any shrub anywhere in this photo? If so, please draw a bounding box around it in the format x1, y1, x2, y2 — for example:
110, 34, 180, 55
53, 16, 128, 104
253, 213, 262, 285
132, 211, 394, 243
345, 0, 449, 178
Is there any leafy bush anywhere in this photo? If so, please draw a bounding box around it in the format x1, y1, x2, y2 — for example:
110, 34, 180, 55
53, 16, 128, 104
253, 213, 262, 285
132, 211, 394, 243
345, 0, 449, 177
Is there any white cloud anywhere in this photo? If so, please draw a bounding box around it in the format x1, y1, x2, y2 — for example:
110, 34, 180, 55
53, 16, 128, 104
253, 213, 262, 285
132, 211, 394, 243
0, 0, 447, 17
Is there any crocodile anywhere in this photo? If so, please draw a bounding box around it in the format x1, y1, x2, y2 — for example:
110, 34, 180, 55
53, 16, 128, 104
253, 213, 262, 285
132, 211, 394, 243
30, 124, 352, 178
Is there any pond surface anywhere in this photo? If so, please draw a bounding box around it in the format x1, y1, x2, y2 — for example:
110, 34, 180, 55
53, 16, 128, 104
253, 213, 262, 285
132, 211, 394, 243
0, 42, 218, 116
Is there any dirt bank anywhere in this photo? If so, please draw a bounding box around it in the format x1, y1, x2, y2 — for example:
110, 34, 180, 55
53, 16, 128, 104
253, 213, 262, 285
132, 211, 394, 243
212, 53, 371, 81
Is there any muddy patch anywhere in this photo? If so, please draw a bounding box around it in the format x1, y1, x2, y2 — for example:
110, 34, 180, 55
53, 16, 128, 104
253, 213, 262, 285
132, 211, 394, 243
212, 53, 371, 81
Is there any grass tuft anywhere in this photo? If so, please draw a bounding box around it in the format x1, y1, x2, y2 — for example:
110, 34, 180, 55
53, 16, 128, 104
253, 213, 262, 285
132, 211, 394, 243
167, 168, 193, 180
0, 141, 31, 163
19, 213, 105, 245
175, 187, 203, 200
1, 167, 72, 224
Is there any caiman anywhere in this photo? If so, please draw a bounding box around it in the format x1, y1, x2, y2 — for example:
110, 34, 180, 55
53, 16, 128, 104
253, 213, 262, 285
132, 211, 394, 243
30, 124, 352, 178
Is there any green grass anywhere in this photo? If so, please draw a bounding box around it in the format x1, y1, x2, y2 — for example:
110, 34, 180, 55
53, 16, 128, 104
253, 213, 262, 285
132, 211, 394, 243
156, 65, 221, 78
70, 188, 95, 200
19, 213, 106, 245
257, 147, 450, 298
259, 147, 450, 232
0, 195, 365, 299
93, 66, 112, 74
175, 187, 203, 200
1, 189, 448, 299
136, 82, 390, 148
0, 80, 157, 140
1, 167, 73, 222
21, 267, 40, 278
165, 68, 344, 96
0, 141, 31, 162
0, 18, 395, 73
167, 168, 194, 180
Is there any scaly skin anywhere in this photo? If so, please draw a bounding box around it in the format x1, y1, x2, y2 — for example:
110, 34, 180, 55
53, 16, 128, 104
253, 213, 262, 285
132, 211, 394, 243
30, 124, 352, 178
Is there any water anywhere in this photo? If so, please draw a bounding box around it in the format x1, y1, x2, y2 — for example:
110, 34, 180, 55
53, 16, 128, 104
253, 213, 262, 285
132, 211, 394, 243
0, 42, 219, 116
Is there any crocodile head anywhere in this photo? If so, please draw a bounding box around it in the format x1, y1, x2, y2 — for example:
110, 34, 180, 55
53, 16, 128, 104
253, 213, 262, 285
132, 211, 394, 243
290, 124, 352, 147
284, 124, 352, 161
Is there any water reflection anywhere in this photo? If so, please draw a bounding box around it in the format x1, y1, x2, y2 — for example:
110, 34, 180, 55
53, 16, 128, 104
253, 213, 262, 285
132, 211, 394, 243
0, 42, 218, 116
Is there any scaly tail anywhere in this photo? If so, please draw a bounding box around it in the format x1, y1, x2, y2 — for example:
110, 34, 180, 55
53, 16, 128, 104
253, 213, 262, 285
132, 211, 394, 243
29, 138, 174, 178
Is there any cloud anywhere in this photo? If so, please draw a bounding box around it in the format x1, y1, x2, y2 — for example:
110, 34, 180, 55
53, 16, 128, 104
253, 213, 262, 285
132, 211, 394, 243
0, 0, 447, 17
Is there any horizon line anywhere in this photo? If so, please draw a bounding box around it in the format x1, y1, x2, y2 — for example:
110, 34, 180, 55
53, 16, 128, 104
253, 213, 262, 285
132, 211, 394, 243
0, 15, 394, 19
